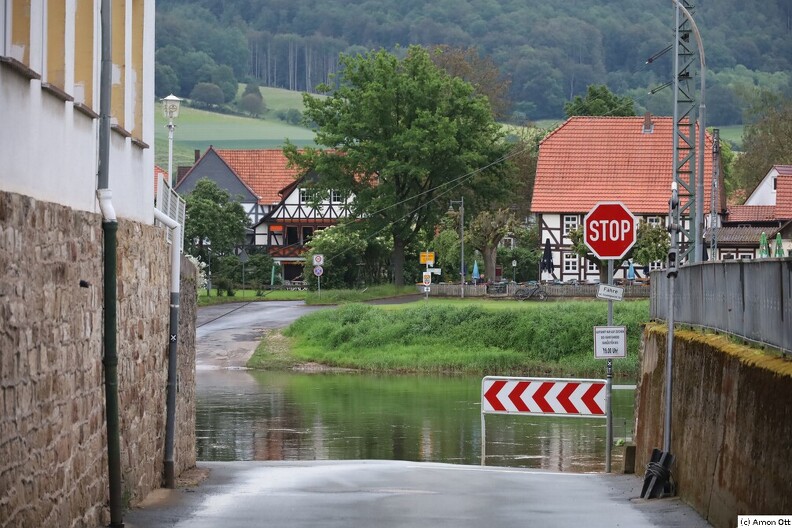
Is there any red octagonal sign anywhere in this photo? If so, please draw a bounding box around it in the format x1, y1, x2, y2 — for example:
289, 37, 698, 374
584, 202, 637, 260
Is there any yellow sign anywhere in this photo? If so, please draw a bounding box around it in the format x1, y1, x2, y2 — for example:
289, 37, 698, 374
420, 252, 435, 264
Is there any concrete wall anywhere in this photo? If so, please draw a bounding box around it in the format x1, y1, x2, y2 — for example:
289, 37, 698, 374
0, 191, 196, 527
635, 324, 792, 527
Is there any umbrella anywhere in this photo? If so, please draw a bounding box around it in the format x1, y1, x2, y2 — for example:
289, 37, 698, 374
627, 261, 636, 281
758, 232, 771, 258
472, 260, 480, 281
540, 239, 554, 275
774, 233, 785, 258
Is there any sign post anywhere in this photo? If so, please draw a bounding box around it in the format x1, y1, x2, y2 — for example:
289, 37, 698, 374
584, 201, 636, 473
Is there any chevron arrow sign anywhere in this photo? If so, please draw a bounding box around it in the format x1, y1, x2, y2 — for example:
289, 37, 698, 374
481, 376, 606, 417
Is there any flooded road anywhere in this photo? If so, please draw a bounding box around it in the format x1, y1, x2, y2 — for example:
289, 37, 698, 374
196, 369, 635, 472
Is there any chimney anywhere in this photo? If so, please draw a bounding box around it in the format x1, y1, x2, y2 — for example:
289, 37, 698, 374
642, 112, 654, 134
194, 149, 201, 162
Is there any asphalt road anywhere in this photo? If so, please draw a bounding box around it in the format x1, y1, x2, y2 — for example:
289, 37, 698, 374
195, 300, 328, 369
126, 461, 711, 528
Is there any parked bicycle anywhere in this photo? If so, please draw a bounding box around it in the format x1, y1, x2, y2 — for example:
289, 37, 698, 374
514, 283, 548, 301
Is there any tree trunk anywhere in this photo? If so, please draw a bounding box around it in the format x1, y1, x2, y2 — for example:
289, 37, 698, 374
391, 236, 405, 287
483, 245, 497, 282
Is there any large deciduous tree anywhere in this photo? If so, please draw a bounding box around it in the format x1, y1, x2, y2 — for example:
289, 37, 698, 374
467, 209, 522, 281
286, 46, 510, 287
184, 178, 249, 258
733, 93, 792, 193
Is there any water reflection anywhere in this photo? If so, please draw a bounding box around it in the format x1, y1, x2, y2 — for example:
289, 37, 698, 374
196, 370, 635, 472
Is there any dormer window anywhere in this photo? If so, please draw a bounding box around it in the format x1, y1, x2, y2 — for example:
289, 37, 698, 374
773, 177, 777, 192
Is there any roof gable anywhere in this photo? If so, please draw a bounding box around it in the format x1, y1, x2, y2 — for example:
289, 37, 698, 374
531, 116, 714, 214
174, 148, 258, 202
215, 149, 305, 205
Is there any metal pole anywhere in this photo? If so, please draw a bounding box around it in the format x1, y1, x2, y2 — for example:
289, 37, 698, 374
167, 119, 175, 185
481, 411, 486, 466
460, 198, 465, 298
606, 259, 613, 473
664, 184, 680, 452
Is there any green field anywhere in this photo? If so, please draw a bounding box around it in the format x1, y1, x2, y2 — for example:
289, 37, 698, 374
153, 85, 746, 169
154, 87, 318, 168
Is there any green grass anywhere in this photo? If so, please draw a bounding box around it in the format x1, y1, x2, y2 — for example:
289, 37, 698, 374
249, 299, 649, 380
154, 87, 319, 168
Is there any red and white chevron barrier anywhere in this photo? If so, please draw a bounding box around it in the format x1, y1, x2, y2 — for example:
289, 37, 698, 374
481, 376, 606, 417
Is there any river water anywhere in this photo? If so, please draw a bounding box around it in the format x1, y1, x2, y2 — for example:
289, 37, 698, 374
196, 370, 635, 472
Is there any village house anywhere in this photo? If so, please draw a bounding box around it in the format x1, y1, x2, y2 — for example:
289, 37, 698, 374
709, 165, 792, 259
176, 148, 352, 280
530, 115, 718, 283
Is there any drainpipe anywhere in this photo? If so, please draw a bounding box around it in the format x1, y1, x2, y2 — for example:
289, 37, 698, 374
97, 0, 123, 525
153, 208, 182, 489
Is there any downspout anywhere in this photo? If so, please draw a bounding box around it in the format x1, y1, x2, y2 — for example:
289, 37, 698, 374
153, 208, 182, 489
97, 0, 123, 526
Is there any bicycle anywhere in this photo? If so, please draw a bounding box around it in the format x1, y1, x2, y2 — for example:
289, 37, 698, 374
514, 284, 548, 301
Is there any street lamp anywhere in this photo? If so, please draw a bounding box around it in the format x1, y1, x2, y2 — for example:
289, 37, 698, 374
161, 94, 182, 185
448, 198, 465, 298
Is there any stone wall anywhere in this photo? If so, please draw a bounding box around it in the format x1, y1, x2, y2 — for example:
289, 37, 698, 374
635, 324, 792, 527
0, 191, 196, 527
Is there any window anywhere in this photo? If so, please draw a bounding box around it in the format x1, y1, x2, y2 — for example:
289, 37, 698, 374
646, 216, 662, 227
499, 237, 514, 249
285, 226, 299, 246
300, 189, 314, 203
331, 190, 343, 203
8, 0, 31, 65
649, 261, 663, 271
301, 227, 313, 244
587, 259, 598, 272
563, 253, 578, 273
740, 254, 752, 260
563, 215, 578, 236
773, 177, 777, 191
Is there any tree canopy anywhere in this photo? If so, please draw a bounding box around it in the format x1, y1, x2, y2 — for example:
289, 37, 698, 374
286, 46, 511, 286
184, 178, 249, 256
564, 84, 636, 118
733, 93, 792, 192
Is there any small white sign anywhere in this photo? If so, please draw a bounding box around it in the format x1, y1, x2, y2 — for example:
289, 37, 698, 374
423, 286, 430, 293
312, 254, 325, 266
427, 267, 442, 275
313, 266, 324, 277
597, 284, 624, 301
422, 272, 432, 286
594, 326, 626, 359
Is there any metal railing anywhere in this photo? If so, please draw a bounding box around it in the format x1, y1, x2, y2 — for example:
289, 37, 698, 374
650, 259, 792, 354
155, 174, 186, 252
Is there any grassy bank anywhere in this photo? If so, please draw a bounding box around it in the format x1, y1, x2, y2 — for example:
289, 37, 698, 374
249, 300, 650, 380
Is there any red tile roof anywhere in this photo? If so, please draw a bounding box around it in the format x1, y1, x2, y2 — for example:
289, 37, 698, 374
776, 168, 792, 219
214, 149, 306, 205
726, 205, 776, 223
531, 116, 713, 214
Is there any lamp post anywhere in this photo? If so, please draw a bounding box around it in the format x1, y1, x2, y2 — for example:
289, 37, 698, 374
161, 94, 182, 185
448, 198, 465, 298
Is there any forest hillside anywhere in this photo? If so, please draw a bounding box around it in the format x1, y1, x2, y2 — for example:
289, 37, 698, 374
155, 0, 792, 123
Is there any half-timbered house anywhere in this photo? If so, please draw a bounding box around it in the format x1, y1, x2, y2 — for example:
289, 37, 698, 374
253, 173, 352, 280
175, 148, 352, 280
531, 115, 717, 283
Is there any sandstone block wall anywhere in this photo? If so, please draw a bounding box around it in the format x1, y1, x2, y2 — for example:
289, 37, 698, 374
0, 191, 196, 527
635, 325, 792, 528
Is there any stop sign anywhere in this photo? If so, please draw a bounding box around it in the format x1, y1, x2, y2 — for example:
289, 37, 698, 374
584, 202, 637, 260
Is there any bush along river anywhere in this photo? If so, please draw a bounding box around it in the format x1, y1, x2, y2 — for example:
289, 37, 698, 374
196, 369, 635, 472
